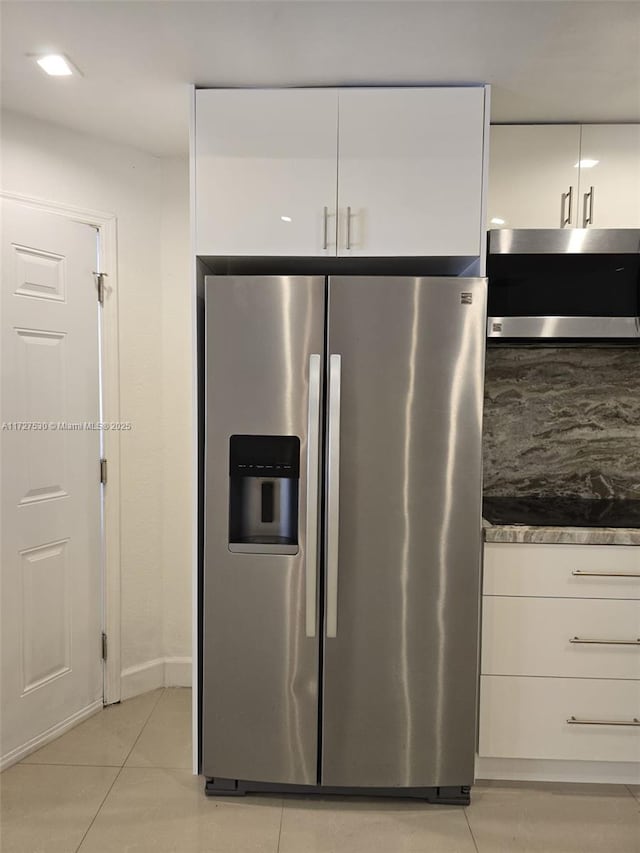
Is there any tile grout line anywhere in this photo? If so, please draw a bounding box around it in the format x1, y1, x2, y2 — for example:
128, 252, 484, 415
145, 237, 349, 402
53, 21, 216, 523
73, 761, 124, 853
112, 685, 166, 770
275, 797, 285, 853
464, 805, 481, 853
625, 784, 640, 802
73, 687, 166, 853
16, 762, 124, 768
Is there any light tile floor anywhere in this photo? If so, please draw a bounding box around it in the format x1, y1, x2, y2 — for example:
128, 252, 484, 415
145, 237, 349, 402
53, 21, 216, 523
1, 689, 638, 853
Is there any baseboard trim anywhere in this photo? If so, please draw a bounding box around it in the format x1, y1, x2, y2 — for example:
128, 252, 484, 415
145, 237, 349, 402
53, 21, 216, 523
164, 657, 192, 687
0, 699, 103, 772
120, 656, 192, 701
476, 756, 640, 785
120, 658, 165, 700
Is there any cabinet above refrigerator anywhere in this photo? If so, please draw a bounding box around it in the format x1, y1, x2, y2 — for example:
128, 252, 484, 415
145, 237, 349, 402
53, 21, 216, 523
194, 87, 489, 262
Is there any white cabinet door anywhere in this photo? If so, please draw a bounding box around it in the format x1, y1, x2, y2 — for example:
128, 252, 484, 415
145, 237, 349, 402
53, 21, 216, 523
578, 125, 640, 227
195, 89, 338, 256
482, 596, 640, 680
479, 675, 640, 763
336, 88, 485, 257
483, 542, 640, 600
488, 125, 581, 229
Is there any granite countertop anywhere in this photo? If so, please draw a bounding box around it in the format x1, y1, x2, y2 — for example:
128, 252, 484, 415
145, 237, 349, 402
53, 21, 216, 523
482, 520, 640, 546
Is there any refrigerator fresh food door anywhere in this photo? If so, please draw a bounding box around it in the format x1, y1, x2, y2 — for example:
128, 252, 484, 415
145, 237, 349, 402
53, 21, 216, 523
322, 276, 487, 788
203, 275, 325, 785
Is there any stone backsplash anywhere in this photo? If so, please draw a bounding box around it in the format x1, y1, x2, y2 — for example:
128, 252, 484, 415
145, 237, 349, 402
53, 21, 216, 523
483, 346, 640, 499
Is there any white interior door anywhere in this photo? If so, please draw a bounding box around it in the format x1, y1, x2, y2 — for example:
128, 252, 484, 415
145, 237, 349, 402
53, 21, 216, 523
1, 198, 102, 767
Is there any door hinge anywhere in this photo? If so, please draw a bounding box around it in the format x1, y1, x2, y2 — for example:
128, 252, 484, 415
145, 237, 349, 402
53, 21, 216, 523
100, 458, 108, 484
94, 272, 107, 305
101, 631, 108, 661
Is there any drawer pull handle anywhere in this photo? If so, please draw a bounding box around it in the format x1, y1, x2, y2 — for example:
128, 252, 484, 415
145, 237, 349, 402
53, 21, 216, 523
567, 716, 640, 727
570, 636, 640, 646
572, 570, 640, 578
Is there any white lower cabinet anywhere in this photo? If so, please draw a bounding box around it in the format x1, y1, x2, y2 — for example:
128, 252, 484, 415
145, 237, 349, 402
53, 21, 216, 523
483, 542, 640, 599
479, 676, 640, 763
482, 596, 640, 680
479, 542, 640, 778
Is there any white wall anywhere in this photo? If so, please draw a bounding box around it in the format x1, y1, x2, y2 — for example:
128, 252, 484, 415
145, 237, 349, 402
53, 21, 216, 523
159, 156, 193, 681
0, 110, 192, 697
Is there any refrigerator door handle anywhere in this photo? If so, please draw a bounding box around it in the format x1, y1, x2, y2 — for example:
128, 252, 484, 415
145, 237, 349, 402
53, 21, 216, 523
305, 354, 321, 638
326, 354, 342, 638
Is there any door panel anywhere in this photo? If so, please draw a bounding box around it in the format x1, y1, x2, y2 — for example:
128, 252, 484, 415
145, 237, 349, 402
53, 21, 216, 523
322, 276, 487, 788
578, 125, 640, 227
337, 88, 485, 256
203, 276, 325, 785
196, 89, 339, 256
488, 125, 581, 229
1, 199, 101, 765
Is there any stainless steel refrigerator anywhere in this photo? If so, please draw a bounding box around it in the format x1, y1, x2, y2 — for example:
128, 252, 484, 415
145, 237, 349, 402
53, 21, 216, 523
202, 275, 487, 804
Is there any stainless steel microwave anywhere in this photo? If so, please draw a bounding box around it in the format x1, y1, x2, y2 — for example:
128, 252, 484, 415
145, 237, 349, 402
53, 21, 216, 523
487, 229, 640, 340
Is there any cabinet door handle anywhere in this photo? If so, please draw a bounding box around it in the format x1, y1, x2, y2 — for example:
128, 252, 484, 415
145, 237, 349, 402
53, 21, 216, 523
583, 186, 595, 227
323, 206, 329, 250
561, 186, 573, 227
567, 716, 640, 727
572, 570, 640, 578
570, 636, 640, 646
346, 206, 352, 251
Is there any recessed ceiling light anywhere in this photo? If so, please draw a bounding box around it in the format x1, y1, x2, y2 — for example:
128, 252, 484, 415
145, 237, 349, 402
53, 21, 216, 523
36, 54, 76, 76
574, 159, 599, 168
280, 215, 292, 222
490, 217, 505, 225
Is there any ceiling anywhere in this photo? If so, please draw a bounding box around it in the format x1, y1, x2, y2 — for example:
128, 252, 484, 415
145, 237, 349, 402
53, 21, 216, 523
2, 1, 639, 157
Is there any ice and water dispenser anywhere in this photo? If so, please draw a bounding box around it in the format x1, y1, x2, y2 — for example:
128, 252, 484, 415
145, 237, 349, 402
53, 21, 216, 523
228, 435, 300, 554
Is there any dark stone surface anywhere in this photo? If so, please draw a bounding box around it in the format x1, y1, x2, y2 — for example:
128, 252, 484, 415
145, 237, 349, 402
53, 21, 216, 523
483, 346, 640, 501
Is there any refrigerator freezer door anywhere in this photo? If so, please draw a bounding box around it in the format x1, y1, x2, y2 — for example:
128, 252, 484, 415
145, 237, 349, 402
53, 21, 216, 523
322, 276, 487, 788
203, 275, 325, 785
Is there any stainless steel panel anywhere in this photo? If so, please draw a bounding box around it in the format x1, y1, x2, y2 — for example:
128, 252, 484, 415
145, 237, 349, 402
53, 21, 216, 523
203, 275, 325, 785
322, 276, 487, 788
489, 228, 640, 255
487, 316, 640, 339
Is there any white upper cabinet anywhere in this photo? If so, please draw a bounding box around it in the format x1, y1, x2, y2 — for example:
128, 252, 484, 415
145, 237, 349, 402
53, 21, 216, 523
195, 89, 339, 256
488, 125, 581, 229
489, 124, 640, 229
577, 125, 640, 227
336, 88, 486, 257
195, 87, 488, 258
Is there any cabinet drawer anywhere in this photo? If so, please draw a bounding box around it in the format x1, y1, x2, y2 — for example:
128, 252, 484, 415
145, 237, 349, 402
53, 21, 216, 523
484, 543, 640, 599
479, 675, 640, 762
482, 597, 640, 680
